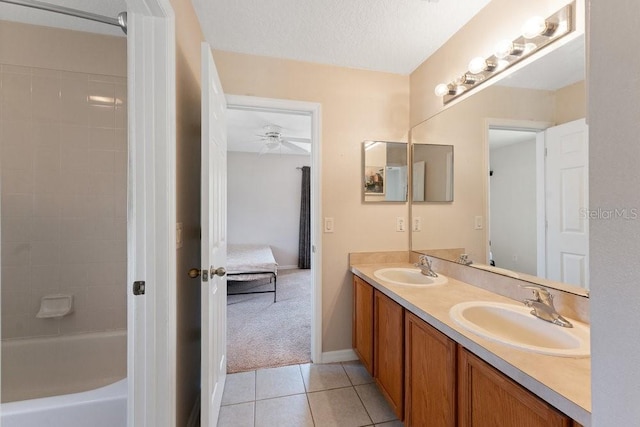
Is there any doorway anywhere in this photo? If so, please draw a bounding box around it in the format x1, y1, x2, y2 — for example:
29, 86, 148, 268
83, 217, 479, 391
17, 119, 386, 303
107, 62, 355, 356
487, 119, 589, 287
225, 95, 322, 372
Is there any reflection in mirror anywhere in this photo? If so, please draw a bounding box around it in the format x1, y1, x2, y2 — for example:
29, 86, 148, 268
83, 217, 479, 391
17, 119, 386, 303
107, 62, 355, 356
363, 141, 408, 202
412, 144, 454, 202
411, 34, 589, 296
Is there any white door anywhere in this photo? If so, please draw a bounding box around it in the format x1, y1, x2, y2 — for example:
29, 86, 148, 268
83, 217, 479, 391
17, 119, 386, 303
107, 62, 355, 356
201, 42, 228, 426
545, 118, 589, 288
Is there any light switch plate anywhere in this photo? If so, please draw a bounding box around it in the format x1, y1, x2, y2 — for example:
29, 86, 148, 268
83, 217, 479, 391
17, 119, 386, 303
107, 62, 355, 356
397, 217, 406, 232
474, 216, 483, 230
324, 217, 334, 233
413, 217, 422, 232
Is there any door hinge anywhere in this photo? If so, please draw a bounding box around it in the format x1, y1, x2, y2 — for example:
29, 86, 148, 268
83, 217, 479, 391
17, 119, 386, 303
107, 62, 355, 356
133, 281, 146, 295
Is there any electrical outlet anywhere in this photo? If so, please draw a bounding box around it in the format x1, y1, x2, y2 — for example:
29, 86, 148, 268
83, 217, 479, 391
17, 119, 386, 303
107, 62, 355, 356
397, 217, 406, 232
474, 216, 483, 230
413, 217, 422, 232
324, 217, 334, 233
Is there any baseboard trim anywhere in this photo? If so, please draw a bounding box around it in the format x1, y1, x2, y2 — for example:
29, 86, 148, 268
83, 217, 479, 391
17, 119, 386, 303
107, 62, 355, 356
320, 349, 358, 364
279, 265, 300, 270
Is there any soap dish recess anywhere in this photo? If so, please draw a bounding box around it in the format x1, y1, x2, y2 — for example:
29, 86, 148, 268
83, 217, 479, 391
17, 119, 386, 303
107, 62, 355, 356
36, 294, 73, 319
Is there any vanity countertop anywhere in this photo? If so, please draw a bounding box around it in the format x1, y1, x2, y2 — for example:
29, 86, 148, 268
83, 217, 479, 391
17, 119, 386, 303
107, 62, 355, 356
351, 262, 591, 426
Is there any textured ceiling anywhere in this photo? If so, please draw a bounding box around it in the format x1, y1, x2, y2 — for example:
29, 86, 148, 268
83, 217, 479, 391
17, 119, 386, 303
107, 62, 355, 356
192, 0, 492, 75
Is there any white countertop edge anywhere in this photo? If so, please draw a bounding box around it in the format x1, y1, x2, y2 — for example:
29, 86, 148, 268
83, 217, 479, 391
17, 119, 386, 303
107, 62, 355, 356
351, 265, 591, 427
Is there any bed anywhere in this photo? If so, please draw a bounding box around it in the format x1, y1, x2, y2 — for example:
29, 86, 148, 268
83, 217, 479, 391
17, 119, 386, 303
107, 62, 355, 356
226, 244, 278, 302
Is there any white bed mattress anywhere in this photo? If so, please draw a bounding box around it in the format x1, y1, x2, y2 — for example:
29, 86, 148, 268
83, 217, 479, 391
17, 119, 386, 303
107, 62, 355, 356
227, 244, 278, 281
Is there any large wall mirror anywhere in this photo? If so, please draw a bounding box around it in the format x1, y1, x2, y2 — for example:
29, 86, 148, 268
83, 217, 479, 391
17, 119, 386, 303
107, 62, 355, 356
412, 144, 454, 202
411, 33, 589, 296
363, 141, 408, 202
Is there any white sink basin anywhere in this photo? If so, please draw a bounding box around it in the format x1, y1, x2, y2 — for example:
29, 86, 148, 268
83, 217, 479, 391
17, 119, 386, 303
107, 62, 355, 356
449, 301, 590, 357
374, 268, 448, 287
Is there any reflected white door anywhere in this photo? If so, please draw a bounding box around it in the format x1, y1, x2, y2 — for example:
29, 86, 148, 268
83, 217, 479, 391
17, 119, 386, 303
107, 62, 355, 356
201, 42, 228, 426
545, 118, 589, 288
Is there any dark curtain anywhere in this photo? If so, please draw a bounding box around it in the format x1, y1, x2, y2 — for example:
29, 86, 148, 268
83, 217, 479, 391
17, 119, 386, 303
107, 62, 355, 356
298, 166, 311, 269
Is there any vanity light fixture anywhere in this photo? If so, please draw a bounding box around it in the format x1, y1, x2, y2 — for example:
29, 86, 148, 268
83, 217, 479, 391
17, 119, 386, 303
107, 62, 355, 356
468, 57, 497, 74
494, 40, 525, 59
434, 83, 455, 97
522, 15, 558, 39
434, 2, 574, 105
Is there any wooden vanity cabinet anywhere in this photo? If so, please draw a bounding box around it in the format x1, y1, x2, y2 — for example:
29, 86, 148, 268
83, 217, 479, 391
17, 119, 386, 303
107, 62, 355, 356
404, 312, 457, 427
374, 290, 404, 420
353, 275, 374, 374
458, 347, 573, 427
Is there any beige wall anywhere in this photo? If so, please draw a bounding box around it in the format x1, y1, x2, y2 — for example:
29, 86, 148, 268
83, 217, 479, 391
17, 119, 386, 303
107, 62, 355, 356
410, 0, 582, 126
554, 80, 586, 124
589, 1, 640, 424
213, 50, 410, 353
0, 22, 127, 339
168, 0, 206, 424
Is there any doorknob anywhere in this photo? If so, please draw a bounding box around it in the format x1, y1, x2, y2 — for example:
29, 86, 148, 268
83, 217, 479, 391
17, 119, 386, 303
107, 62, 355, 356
188, 268, 202, 279
211, 267, 226, 277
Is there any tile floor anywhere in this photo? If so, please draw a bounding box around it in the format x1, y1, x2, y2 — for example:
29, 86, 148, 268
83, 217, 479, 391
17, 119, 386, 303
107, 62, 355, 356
218, 361, 405, 427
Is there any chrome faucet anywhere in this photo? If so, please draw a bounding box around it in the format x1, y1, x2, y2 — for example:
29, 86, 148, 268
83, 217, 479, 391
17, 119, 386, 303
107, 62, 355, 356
415, 255, 438, 277
456, 253, 473, 265
522, 285, 573, 328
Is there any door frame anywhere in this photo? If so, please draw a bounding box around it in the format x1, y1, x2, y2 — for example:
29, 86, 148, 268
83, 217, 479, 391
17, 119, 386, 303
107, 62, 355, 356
126, 0, 177, 425
483, 118, 552, 272
225, 94, 323, 364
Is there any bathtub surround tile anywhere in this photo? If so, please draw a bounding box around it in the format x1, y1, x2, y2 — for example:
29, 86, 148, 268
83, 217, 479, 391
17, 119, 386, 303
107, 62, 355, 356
2, 72, 31, 121
59, 75, 89, 125
2, 167, 34, 195
1, 63, 127, 343
301, 362, 352, 392
218, 402, 255, 427
1, 216, 32, 242
255, 365, 306, 400
31, 73, 61, 123
255, 394, 314, 427
222, 371, 256, 405
89, 127, 116, 151
0, 241, 31, 266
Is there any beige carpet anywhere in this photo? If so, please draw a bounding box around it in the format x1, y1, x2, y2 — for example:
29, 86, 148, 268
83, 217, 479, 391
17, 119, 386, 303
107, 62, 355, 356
226, 269, 311, 373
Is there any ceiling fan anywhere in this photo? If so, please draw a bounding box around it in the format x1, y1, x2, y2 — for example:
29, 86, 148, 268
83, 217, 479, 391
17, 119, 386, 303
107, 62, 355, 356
255, 124, 311, 155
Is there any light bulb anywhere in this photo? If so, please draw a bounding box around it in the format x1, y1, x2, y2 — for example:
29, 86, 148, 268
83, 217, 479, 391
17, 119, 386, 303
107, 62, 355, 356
494, 40, 512, 59
522, 16, 547, 38
434, 83, 450, 97
495, 59, 509, 71
495, 40, 526, 58
468, 57, 488, 74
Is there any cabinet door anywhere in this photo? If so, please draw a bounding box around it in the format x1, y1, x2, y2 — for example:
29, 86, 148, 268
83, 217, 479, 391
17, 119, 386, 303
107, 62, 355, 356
405, 313, 456, 427
458, 347, 572, 427
374, 290, 404, 420
353, 276, 374, 374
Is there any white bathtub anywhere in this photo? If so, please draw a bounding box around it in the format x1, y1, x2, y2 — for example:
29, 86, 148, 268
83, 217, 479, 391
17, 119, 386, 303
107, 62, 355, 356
1, 378, 127, 427
2, 330, 126, 402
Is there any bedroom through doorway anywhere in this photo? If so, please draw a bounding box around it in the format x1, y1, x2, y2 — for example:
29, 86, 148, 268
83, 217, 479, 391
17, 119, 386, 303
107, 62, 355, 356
225, 99, 318, 373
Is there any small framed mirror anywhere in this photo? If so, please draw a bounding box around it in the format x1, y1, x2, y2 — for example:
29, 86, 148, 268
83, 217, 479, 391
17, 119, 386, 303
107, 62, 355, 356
412, 144, 454, 202
362, 141, 408, 202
